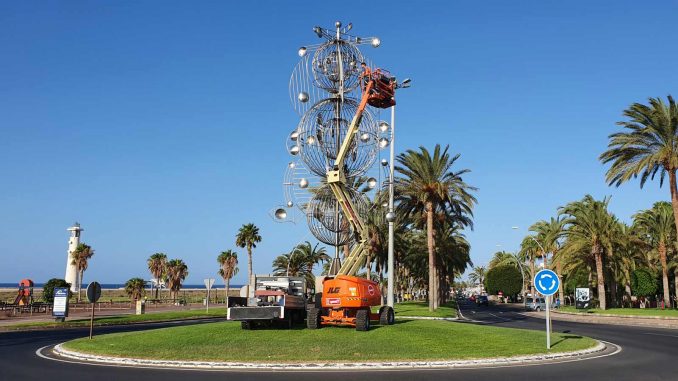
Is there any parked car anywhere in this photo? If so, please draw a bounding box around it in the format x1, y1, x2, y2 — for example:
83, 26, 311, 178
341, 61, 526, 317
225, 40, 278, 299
524, 297, 546, 311
476, 295, 489, 306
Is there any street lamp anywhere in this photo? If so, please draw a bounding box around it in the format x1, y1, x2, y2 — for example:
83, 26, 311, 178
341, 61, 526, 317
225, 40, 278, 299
386, 78, 412, 307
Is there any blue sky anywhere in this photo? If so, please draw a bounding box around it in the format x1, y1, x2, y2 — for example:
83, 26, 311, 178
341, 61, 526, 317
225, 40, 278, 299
1, 1, 676, 285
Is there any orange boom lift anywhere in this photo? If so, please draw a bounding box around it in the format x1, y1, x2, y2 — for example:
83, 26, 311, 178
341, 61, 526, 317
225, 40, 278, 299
307, 68, 397, 331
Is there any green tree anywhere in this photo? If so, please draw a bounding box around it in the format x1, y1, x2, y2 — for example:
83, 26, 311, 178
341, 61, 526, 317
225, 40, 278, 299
485, 265, 522, 297
217, 250, 238, 306
600, 95, 678, 245
631, 268, 658, 298
633, 201, 675, 307
236, 223, 262, 298
165, 259, 189, 301
488, 251, 515, 270
559, 195, 615, 309
124, 277, 146, 301
71, 243, 94, 302
530, 217, 566, 301
42, 278, 71, 303
396, 144, 477, 310
468, 266, 486, 293
147, 252, 167, 299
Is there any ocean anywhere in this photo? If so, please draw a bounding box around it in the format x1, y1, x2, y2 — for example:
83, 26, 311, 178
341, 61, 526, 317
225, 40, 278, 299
0, 283, 244, 290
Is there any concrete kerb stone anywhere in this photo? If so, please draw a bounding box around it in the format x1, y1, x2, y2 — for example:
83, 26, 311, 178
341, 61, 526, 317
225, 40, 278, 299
554, 310, 678, 321
51, 341, 607, 370
396, 316, 458, 321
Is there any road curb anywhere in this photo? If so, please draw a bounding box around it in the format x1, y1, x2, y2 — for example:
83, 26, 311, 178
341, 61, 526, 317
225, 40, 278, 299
397, 316, 458, 321
1, 316, 226, 333
50, 341, 607, 370
554, 310, 678, 321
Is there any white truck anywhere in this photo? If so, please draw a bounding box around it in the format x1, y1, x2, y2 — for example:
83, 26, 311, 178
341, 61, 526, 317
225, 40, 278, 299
227, 275, 307, 329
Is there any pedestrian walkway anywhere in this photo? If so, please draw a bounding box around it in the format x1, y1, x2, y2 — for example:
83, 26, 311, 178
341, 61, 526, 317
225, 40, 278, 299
525, 309, 678, 330
0, 303, 208, 328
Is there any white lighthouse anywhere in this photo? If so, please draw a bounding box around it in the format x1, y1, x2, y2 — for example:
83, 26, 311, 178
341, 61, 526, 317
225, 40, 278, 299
65, 222, 83, 292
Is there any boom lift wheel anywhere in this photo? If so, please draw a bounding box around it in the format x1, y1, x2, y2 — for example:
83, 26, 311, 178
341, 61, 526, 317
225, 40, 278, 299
241, 321, 253, 330
307, 307, 321, 329
355, 309, 370, 331
378, 306, 395, 325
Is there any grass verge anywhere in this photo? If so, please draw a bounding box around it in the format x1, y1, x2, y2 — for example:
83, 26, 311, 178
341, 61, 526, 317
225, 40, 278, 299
559, 306, 678, 317
62, 319, 595, 362
5, 308, 226, 330
373, 300, 457, 318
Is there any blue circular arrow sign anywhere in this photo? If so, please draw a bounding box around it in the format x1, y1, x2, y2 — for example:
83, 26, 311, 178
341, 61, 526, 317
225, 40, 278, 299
534, 269, 560, 296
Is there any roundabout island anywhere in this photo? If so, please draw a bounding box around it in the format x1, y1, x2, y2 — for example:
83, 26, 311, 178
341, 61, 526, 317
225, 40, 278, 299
53, 314, 599, 369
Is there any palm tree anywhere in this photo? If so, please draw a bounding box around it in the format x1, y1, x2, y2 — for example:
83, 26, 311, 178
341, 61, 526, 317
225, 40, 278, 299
217, 250, 238, 307
531, 217, 566, 301
236, 223, 262, 298
124, 278, 146, 301
71, 243, 94, 302
396, 144, 477, 311
468, 266, 486, 293
147, 252, 167, 299
519, 236, 542, 298
600, 95, 678, 240
165, 259, 189, 301
633, 201, 675, 307
488, 251, 515, 270
559, 195, 615, 310
294, 241, 329, 278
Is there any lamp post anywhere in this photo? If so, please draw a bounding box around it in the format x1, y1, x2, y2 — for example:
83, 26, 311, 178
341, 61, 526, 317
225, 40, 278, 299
386, 78, 410, 308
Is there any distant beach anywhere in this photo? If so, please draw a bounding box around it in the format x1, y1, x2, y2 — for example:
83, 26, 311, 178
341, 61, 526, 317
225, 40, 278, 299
0, 283, 243, 290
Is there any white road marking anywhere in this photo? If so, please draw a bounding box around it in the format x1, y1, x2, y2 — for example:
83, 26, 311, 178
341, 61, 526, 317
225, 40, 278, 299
643, 332, 678, 339
35, 341, 623, 373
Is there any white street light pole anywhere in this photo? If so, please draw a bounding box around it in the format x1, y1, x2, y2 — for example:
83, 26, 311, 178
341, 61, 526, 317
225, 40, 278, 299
387, 105, 396, 307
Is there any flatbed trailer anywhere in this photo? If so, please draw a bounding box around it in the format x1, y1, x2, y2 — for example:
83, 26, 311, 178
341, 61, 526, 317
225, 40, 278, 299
227, 275, 307, 329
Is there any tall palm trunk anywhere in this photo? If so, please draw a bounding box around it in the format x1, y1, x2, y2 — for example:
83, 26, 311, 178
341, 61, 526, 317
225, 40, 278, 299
426, 201, 436, 311
247, 244, 253, 299
623, 268, 632, 307
556, 260, 564, 303
225, 279, 230, 307
669, 170, 678, 246
78, 270, 83, 302
658, 241, 671, 308
154, 274, 160, 299
674, 269, 678, 309
593, 243, 606, 310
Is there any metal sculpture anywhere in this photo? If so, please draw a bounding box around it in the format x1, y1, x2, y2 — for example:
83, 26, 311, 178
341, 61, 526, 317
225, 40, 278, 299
280, 22, 402, 331
284, 22, 386, 273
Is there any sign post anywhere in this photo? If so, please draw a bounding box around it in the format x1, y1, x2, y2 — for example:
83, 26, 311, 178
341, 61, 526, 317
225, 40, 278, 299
204, 278, 215, 313
52, 287, 69, 322
534, 269, 560, 350
86, 282, 102, 339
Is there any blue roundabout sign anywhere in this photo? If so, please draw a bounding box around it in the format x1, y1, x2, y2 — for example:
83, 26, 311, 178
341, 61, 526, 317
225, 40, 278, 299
534, 269, 560, 296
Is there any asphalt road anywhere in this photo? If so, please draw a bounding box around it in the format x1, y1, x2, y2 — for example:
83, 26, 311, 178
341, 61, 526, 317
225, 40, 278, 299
2, 302, 677, 381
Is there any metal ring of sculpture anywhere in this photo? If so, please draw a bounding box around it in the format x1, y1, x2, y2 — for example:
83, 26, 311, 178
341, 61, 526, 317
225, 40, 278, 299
296, 97, 378, 178
306, 184, 369, 246
312, 40, 364, 93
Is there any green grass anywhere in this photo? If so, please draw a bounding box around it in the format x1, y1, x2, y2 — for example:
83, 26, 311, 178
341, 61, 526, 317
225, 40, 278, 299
559, 306, 678, 317
5, 308, 226, 330
62, 319, 595, 362
373, 300, 457, 318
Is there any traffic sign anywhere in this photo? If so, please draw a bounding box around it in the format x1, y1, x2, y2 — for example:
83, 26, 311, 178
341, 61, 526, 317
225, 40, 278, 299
204, 278, 215, 290
52, 287, 69, 319
87, 281, 102, 303
534, 269, 559, 296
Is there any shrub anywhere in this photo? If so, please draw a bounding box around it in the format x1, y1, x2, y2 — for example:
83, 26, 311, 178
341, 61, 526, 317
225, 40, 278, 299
42, 278, 72, 303
485, 265, 522, 296
631, 268, 657, 298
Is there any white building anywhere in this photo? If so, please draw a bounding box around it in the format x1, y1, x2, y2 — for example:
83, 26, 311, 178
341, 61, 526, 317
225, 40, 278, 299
65, 222, 83, 292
